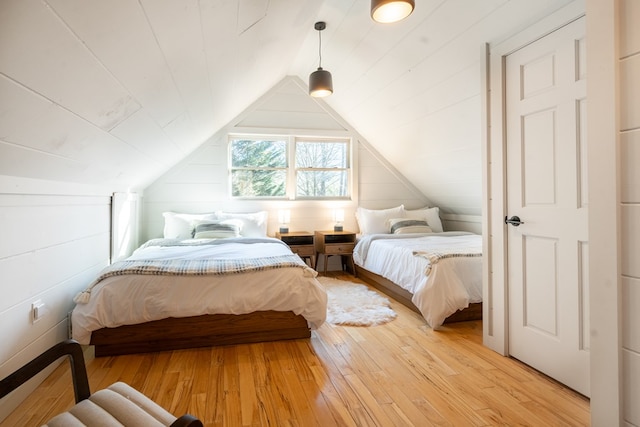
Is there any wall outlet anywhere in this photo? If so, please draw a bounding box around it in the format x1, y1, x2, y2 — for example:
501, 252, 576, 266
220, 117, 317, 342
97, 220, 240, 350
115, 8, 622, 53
31, 300, 46, 323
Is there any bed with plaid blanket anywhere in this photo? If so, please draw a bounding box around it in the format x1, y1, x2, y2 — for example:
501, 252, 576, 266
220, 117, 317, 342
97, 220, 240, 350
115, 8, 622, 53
71, 237, 327, 345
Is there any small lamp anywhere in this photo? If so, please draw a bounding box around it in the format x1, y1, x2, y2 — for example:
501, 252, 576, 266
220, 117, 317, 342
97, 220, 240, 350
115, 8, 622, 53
278, 210, 290, 234
371, 0, 415, 24
333, 209, 345, 232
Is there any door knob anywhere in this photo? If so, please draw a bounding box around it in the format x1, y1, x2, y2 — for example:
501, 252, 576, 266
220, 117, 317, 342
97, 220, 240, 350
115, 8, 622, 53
505, 215, 524, 227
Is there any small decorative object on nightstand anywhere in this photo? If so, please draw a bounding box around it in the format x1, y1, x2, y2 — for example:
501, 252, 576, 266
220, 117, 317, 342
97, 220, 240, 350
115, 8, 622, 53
333, 209, 344, 232
276, 231, 315, 267
314, 230, 356, 275
278, 210, 290, 234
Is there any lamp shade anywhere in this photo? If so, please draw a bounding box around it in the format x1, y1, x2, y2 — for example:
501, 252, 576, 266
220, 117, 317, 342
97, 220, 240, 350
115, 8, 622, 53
278, 209, 290, 234
309, 67, 333, 97
371, 0, 415, 23
278, 209, 291, 224
333, 209, 344, 232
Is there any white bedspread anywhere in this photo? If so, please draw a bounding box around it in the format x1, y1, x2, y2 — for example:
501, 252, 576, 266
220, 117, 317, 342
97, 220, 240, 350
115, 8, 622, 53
71, 237, 327, 344
353, 232, 482, 329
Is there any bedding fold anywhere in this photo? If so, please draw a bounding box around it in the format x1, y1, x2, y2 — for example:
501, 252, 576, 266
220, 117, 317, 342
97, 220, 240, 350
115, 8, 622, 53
75, 253, 313, 304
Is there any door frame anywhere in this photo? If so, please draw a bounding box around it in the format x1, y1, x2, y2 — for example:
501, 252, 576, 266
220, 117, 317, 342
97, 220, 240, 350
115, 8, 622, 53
482, 0, 623, 422
482, 0, 586, 355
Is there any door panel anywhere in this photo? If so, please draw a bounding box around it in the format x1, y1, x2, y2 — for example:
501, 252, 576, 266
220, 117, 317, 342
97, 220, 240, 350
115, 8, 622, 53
506, 17, 589, 396
523, 235, 558, 335
522, 109, 557, 205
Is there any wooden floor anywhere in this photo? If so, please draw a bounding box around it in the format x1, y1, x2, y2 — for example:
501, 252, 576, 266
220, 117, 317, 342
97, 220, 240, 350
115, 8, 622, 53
2, 273, 590, 426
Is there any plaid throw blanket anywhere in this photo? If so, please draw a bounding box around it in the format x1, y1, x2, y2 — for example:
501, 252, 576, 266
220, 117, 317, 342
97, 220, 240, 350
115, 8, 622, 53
413, 247, 482, 275
74, 254, 310, 304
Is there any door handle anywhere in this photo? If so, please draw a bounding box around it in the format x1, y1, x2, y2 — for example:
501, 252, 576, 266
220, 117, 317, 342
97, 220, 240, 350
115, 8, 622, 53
504, 215, 524, 227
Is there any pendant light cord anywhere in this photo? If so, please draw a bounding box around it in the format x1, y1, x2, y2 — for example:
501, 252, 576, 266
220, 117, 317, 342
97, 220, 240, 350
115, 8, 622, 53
318, 29, 323, 69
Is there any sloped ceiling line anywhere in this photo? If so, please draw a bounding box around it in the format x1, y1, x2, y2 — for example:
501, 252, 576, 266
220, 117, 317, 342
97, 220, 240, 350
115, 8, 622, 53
43, 0, 143, 132
0, 72, 153, 163
237, 0, 270, 35
135, 0, 198, 154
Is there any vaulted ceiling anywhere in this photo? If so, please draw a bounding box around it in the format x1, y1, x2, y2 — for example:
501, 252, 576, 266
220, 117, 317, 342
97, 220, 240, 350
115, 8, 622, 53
0, 0, 575, 214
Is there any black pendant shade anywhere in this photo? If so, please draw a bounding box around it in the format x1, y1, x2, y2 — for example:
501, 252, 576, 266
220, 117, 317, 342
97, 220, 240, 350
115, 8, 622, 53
309, 67, 333, 98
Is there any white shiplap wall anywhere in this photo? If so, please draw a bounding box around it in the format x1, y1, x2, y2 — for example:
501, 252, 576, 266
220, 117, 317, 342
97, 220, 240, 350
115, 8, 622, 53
0, 177, 111, 420
141, 76, 475, 250
619, 0, 640, 424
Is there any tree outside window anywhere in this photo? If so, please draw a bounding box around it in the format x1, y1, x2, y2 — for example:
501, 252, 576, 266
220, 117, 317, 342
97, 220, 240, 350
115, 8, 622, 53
296, 140, 348, 198
230, 138, 287, 197
229, 136, 350, 199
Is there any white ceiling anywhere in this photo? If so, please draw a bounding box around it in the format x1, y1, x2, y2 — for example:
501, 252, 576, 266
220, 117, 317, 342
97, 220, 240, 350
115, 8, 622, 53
0, 0, 576, 214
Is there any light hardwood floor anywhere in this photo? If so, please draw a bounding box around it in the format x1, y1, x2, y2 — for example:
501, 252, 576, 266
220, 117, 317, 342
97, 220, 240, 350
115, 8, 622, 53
1, 273, 590, 426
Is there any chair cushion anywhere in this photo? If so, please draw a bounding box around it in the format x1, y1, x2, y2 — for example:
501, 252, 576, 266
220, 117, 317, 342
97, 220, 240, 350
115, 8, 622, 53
44, 382, 176, 427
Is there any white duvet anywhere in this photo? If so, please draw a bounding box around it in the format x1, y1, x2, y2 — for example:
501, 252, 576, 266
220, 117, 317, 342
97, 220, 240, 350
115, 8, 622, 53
71, 238, 327, 345
353, 232, 482, 329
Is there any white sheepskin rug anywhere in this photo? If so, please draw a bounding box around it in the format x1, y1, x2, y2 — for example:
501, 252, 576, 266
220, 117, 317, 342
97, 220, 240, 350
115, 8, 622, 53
318, 276, 397, 326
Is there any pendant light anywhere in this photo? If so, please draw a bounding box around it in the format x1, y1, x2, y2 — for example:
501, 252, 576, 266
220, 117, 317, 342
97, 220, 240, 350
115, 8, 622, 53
371, 0, 415, 23
309, 21, 333, 97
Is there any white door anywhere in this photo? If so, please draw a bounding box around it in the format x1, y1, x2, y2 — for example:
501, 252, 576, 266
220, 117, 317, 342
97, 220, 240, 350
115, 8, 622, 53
505, 17, 589, 396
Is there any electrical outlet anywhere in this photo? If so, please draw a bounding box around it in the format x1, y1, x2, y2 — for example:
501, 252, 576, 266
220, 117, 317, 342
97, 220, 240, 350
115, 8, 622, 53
31, 300, 46, 323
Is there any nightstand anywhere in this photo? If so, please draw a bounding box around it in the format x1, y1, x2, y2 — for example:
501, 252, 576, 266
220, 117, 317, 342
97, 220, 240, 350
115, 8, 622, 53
314, 230, 357, 275
276, 231, 315, 267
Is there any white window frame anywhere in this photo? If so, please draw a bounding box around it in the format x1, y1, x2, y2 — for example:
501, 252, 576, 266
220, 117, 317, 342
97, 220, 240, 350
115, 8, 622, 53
229, 134, 352, 200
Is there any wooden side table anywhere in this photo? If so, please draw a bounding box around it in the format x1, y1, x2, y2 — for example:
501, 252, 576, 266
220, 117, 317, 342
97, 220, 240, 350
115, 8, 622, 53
276, 231, 315, 267
314, 230, 357, 275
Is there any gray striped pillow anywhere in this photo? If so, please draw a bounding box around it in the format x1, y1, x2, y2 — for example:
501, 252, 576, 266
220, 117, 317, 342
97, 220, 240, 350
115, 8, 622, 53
193, 220, 241, 239
388, 218, 433, 234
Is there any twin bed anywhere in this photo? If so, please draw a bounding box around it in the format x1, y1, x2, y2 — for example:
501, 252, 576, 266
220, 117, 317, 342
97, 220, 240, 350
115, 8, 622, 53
71, 206, 482, 357
352, 205, 483, 328
353, 232, 483, 328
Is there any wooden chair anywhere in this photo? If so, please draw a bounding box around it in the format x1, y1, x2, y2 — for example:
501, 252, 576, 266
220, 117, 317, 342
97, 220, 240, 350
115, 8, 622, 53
0, 339, 202, 427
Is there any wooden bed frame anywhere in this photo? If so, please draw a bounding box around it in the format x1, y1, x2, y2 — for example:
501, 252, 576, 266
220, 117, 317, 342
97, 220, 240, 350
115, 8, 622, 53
355, 265, 482, 324
90, 310, 310, 357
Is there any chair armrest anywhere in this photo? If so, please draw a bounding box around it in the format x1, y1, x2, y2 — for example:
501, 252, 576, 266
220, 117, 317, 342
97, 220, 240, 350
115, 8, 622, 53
170, 414, 204, 427
0, 339, 91, 403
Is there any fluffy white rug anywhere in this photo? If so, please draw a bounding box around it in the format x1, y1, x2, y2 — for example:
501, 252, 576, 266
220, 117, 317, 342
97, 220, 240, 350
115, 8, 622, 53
318, 276, 397, 326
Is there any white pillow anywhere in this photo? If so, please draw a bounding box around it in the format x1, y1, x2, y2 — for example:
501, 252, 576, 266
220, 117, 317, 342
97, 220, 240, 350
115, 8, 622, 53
192, 219, 242, 239
405, 207, 444, 233
163, 212, 217, 239
355, 205, 405, 235
387, 218, 433, 234
215, 211, 268, 237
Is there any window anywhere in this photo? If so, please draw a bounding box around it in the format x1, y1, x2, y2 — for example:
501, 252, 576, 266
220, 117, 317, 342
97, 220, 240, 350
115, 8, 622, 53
295, 139, 348, 198
230, 138, 287, 197
229, 135, 350, 199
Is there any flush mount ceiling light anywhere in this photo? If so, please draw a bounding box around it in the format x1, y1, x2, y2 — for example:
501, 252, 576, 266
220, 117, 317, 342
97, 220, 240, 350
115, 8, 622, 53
309, 21, 333, 98
371, 0, 415, 23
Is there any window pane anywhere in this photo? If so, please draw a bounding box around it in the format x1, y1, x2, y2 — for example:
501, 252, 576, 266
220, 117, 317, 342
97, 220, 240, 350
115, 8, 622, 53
232, 170, 286, 197
296, 142, 347, 168
231, 139, 286, 168
297, 170, 348, 197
